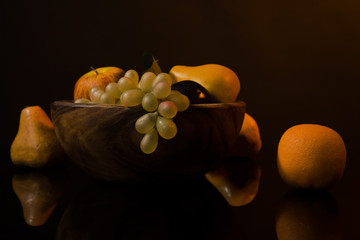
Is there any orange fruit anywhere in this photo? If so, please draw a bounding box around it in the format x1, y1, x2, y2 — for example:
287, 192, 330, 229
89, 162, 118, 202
277, 124, 346, 189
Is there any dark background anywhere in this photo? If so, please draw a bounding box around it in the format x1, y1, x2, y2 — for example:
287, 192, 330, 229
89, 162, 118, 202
3, 0, 360, 239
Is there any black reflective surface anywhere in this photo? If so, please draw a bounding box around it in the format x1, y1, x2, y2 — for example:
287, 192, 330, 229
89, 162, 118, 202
1, 143, 360, 239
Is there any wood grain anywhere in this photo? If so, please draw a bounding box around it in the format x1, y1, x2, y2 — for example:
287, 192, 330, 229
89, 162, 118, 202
51, 101, 246, 183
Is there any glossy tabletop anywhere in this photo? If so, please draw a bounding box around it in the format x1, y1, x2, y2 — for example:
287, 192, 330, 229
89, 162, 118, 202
1, 138, 360, 239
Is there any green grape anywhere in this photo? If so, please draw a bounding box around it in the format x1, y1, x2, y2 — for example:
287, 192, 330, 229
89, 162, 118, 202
166, 90, 190, 112
158, 101, 177, 119
105, 82, 121, 98
140, 128, 158, 154
142, 92, 159, 112
135, 112, 158, 134
118, 77, 137, 92
152, 80, 171, 99
156, 116, 177, 140
75, 98, 91, 103
152, 73, 173, 87
90, 88, 104, 102
99, 92, 115, 104
124, 69, 139, 85
138, 72, 156, 92
120, 89, 144, 106
89, 86, 101, 97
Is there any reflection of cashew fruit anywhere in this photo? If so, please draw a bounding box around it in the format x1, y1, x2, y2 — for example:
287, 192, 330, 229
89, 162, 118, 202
170, 64, 240, 103
10, 106, 65, 167
73, 66, 124, 100
228, 113, 262, 158
205, 158, 261, 207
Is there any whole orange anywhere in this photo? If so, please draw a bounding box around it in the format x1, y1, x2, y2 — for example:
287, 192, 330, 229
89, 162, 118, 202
277, 124, 346, 189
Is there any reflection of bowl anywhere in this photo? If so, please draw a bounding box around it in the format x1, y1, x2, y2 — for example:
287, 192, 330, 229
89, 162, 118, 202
51, 100, 246, 183
56, 178, 229, 240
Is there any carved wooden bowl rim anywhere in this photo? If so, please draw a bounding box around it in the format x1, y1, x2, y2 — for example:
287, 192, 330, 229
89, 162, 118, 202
52, 100, 246, 110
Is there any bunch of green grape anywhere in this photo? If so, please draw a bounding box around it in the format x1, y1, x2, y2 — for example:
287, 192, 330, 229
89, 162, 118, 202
75, 70, 190, 154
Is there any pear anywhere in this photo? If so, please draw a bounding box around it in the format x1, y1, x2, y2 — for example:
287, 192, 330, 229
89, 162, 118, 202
169, 64, 240, 103
12, 170, 68, 226
10, 106, 65, 167
73, 66, 124, 100
205, 158, 261, 207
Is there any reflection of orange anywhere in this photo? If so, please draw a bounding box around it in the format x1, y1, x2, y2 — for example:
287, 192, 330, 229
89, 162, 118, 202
277, 124, 346, 189
276, 190, 342, 240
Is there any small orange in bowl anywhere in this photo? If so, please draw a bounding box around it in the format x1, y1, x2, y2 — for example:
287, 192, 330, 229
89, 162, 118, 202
277, 124, 346, 189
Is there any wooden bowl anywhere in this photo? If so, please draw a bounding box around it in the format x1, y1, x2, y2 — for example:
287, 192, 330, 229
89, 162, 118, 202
51, 100, 246, 183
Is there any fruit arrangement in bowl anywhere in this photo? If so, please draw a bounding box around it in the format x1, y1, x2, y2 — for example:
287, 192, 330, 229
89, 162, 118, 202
51, 59, 247, 182
11, 54, 263, 185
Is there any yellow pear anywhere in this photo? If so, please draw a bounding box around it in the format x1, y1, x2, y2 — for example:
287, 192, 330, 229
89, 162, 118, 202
228, 113, 262, 157
169, 64, 240, 103
10, 106, 65, 167
205, 158, 261, 207
12, 170, 68, 226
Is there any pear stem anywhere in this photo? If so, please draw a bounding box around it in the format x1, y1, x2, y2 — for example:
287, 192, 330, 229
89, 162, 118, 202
90, 66, 98, 75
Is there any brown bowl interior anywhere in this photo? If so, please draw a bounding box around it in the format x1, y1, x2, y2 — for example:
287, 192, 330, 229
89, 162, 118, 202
51, 100, 246, 183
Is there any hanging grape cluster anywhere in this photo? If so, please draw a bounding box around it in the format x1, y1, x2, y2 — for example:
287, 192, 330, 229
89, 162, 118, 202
75, 70, 190, 154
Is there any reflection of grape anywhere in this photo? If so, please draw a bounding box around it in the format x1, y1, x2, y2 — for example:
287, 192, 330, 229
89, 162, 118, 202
118, 77, 137, 92
152, 81, 171, 99
142, 92, 159, 112
120, 89, 144, 106
158, 101, 177, 119
135, 112, 157, 134
140, 128, 158, 154
166, 91, 190, 112
138, 72, 156, 92
156, 116, 177, 140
